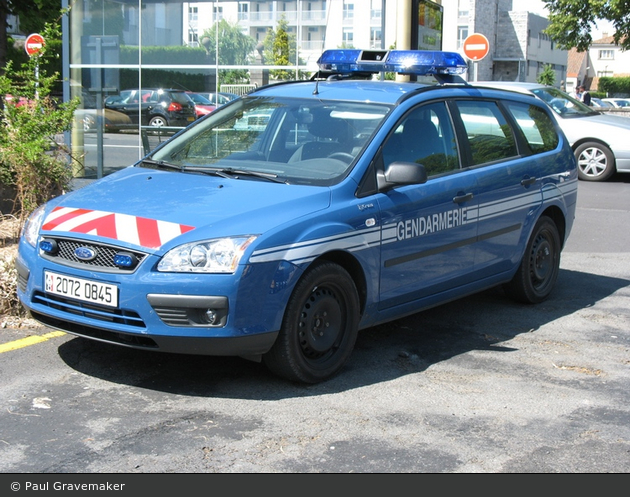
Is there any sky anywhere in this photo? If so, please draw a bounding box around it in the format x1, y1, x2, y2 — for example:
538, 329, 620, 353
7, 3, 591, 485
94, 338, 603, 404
592, 20, 615, 39
511, 0, 615, 39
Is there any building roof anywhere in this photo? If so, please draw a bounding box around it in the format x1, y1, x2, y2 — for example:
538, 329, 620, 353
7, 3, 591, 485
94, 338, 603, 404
592, 35, 616, 45
566, 48, 586, 78
591, 34, 628, 46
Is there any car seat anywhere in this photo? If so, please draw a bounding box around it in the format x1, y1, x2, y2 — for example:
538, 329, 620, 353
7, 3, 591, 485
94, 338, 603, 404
289, 110, 353, 162
383, 117, 441, 166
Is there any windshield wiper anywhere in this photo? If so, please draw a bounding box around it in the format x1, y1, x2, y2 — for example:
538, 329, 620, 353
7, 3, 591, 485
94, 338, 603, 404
190, 167, 288, 184
140, 158, 184, 171
140, 161, 288, 183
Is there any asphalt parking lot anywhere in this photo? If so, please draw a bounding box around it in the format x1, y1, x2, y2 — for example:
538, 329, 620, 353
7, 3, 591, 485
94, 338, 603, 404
0, 176, 628, 473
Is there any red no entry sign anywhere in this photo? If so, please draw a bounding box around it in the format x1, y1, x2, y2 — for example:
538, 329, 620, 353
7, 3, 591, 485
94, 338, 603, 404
463, 33, 489, 61
25, 33, 45, 57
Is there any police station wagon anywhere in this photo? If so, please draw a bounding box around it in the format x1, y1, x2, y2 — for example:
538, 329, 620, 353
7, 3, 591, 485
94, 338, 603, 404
16, 50, 578, 383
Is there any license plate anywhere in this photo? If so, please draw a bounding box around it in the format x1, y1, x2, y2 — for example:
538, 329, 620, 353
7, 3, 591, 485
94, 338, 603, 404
44, 271, 118, 308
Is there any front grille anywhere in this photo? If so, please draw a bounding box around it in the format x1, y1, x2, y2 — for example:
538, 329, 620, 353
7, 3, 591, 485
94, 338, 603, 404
32, 291, 145, 328
40, 237, 148, 273
152, 306, 190, 326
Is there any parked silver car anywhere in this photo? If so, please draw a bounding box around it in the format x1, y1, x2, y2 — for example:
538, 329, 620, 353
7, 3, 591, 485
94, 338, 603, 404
477, 82, 630, 181
591, 97, 613, 108
602, 98, 630, 108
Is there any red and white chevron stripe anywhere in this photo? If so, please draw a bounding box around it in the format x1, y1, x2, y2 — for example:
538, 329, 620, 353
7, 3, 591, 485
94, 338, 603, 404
41, 206, 195, 249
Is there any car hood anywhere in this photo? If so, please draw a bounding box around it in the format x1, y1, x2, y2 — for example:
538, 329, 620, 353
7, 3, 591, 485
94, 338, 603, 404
40, 166, 331, 251
557, 112, 630, 143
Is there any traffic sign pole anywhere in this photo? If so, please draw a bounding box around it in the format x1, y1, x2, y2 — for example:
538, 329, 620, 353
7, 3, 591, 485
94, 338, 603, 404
25, 33, 46, 99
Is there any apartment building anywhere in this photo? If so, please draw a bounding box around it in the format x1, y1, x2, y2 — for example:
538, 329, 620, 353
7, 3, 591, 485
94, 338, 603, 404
179, 1, 565, 81
443, 0, 567, 83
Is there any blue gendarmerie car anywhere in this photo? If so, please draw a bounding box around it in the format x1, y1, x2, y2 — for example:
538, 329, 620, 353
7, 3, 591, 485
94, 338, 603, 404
16, 50, 578, 383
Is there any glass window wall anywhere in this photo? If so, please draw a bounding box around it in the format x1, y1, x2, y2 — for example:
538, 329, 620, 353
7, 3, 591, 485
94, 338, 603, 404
63, 0, 400, 179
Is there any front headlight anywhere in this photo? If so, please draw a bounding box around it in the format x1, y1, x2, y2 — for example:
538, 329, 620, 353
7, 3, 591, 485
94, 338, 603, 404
22, 204, 46, 247
157, 236, 257, 273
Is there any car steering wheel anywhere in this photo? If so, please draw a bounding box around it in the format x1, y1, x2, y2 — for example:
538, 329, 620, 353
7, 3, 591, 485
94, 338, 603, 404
328, 152, 354, 164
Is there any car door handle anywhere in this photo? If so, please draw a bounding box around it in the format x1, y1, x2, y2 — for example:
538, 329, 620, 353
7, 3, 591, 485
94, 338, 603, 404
521, 176, 536, 187
453, 192, 474, 204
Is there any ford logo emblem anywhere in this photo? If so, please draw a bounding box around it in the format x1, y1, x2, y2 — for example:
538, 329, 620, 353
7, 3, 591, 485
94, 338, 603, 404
74, 246, 97, 261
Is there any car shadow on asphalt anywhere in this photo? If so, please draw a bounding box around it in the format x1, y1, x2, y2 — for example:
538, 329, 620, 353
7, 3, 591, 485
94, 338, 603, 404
56, 267, 629, 398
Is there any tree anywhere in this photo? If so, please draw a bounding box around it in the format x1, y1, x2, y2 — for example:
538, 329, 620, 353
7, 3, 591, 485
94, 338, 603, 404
200, 19, 256, 86
537, 64, 556, 85
262, 16, 296, 81
543, 0, 630, 52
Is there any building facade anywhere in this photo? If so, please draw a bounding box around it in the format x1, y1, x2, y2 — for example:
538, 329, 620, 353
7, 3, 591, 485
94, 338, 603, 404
567, 34, 630, 94
443, 0, 566, 83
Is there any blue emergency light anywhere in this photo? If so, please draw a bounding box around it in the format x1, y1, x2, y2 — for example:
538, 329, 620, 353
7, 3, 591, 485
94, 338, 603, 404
317, 49, 468, 76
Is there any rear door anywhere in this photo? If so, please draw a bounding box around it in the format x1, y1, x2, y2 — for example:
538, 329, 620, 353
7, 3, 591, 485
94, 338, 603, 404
451, 98, 550, 277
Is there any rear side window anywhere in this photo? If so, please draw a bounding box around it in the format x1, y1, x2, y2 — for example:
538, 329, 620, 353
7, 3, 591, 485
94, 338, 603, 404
503, 101, 559, 154
456, 100, 517, 165
171, 92, 193, 104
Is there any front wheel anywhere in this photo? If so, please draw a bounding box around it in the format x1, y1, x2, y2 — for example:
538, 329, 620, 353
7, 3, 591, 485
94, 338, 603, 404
575, 141, 615, 181
263, 261, 360, 383
504, 216, 561, 304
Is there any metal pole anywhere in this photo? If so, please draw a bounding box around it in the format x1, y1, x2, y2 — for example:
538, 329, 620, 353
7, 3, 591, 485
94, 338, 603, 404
94, 37, 104, 179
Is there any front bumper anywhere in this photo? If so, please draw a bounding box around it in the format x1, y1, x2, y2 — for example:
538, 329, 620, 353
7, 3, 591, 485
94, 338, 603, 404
27, 308, 278, 357
15, 244, 294, 358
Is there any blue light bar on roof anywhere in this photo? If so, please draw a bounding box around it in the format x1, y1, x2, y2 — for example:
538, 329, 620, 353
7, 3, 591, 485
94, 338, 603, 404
317, 49, 468, 76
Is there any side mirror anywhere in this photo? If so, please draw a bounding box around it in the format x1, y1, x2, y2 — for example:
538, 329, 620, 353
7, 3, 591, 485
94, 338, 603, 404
379, 161, 428, 190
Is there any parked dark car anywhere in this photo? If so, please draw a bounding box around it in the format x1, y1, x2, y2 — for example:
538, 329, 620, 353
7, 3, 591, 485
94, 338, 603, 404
104, 89, 196, 127
185, 92, 217, 118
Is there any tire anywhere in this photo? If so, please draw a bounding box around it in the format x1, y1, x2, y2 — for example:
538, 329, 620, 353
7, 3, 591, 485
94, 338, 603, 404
504, 216, 561, 304
263, 261, 360, 383
149, 115, 168, 127
575, 141, 615, 182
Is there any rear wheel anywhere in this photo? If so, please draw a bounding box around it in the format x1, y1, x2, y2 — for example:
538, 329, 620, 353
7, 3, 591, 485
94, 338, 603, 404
263, 261, 360, 383
504, 216, 561, 304
575, 141, 615, 181
149, 115, 168, 127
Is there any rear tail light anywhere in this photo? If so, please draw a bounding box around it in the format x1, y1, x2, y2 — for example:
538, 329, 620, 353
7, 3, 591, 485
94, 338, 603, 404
167, 102, 183, 112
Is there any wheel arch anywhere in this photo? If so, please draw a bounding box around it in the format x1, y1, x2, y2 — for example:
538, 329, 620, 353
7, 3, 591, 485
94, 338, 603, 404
572, 136, 611, 153
541, 205, 566, 249
313, 250, 368, 316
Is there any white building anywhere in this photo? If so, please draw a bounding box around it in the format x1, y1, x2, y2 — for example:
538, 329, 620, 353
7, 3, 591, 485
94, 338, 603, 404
181, 0, 566, 83
182, 0, 398, 71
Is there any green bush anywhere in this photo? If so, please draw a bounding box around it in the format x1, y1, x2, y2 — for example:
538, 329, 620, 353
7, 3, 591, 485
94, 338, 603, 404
598, 77, 630, 97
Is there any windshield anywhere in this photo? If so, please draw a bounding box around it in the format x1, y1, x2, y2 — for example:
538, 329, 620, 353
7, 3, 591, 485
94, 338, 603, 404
149, 95, 391, 186
531, 87, 599, 118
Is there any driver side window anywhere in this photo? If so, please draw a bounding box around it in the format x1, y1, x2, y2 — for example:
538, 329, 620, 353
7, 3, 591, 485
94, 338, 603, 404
382, 101, 460, 177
